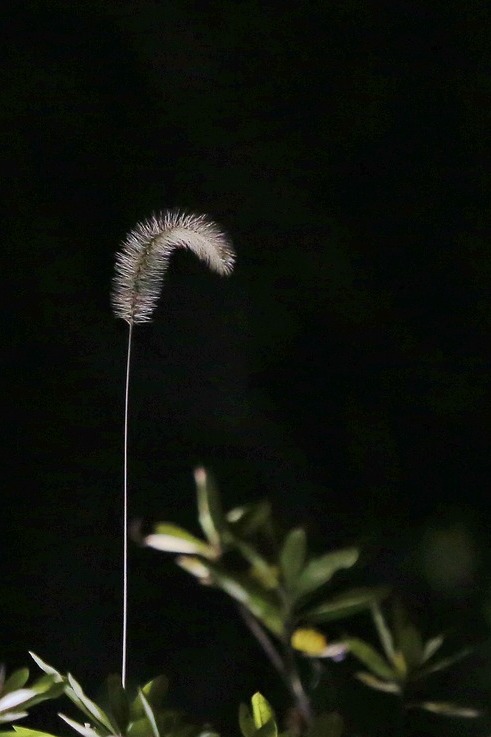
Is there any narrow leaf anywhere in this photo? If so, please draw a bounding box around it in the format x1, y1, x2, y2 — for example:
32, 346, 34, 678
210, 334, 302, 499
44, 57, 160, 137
176, 555, 212, 580
370, 604, 396, 665
345, 638, 396, 681
195, 468, 226, 549
141, 675, 169, 712
415, 701, 481, 718
2, 671, 29, 695
205, 563, 284, 636
58, 714, 101, 737
11, 728, 59, 737
137, 691, 160, 737
145, 524, 216, 558
0, 711, 28, 723
66, 675, 116, 734
293, 549, 359, 600
28, 655, 63, 683
422, 635, 445, 663
0, 692, 37, 714
303, 587, 387, 624
414, 647, 474, 681
279, 529, 306, 591
355, 672, 401, 694
226, 501, 273, 538
231, 538, 279, 590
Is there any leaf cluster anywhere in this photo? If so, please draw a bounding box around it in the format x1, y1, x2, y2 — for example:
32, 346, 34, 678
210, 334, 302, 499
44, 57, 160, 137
0, 667, 63, 724
0, 654, 210, 737
346, 601, 480, 719
144, 469, 383, 649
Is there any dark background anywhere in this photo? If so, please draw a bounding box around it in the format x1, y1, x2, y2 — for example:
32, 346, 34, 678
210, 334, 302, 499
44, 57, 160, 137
2, 2, 490, 735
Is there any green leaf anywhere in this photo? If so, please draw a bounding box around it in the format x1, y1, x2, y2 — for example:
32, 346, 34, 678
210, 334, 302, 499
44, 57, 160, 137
195, 468, 227, 549
355, 671, 401, 694
238, 704, 256, 737
0, 692, 37, 714
205, 564, 284, 636
305, 712, 344, 737
58, 714, 101, 737
254, 722, 277, 737
66, 675, 116, 734
106, 675, 129, 733
279, 529, 306, 591
414, 647, 474, 681
230, 537, 279, 590
414, 701, 481, 718
141, 675, 169, 712
226, 501, 273, 539
145, 524, 216, 559
303, 587, 387, 624
12, 727, 60, 737
137, 691, 160, 737
2, 671, 29, 695
175, 555, 212, 580
28, 655, 63, 683
0, 712, 28, 724
422, 634, 445, 663
293, 549, 359, 600
345, 638, 396, 681
251, 693, 275, 730
392, 602, 423, 671
370, 604, 396, 665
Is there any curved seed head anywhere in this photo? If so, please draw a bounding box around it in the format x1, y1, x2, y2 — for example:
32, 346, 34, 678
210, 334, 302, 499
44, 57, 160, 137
112, 209, 235, 324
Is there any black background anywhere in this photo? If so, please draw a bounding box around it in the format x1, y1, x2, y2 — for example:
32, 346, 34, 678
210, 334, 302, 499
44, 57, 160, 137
2, 2, 490, 735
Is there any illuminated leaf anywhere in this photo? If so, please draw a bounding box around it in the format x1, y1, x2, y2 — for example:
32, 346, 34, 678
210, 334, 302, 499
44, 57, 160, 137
345, 638, 396, 681
293, 549, 359, 600
415, 701, 481, 718
422, 635, 445, 663
279, 529, 306, 591
66, 674, 116, 734
251, 693, 276, 735
58, 715, 101, 737
137, 690, 160, 737
226, 501, 273, 539
0, 692, 36, 714
141, 675, 169, 712
195, 468, 227, 549
291, 629, 327, 656
145, 524, 216, 558
204, 563, 284, 636
370, 604, 396, 665
355, 672, 401, 694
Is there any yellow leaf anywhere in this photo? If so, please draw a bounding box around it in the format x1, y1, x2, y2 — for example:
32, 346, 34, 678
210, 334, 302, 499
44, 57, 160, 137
291, 628, 328, 656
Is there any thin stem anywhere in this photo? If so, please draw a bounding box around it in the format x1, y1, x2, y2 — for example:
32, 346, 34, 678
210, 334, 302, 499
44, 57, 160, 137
238, 603, 313, 729
283, 633, 313, 728
122, 320, 133, 688
237, 604, 287, 680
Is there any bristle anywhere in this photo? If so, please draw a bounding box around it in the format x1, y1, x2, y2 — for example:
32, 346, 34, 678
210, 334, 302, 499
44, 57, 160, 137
112, 209, 235, 324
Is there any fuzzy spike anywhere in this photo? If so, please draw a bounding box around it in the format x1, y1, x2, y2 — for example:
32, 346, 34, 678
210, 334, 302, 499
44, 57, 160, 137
112, 209, 235, 324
